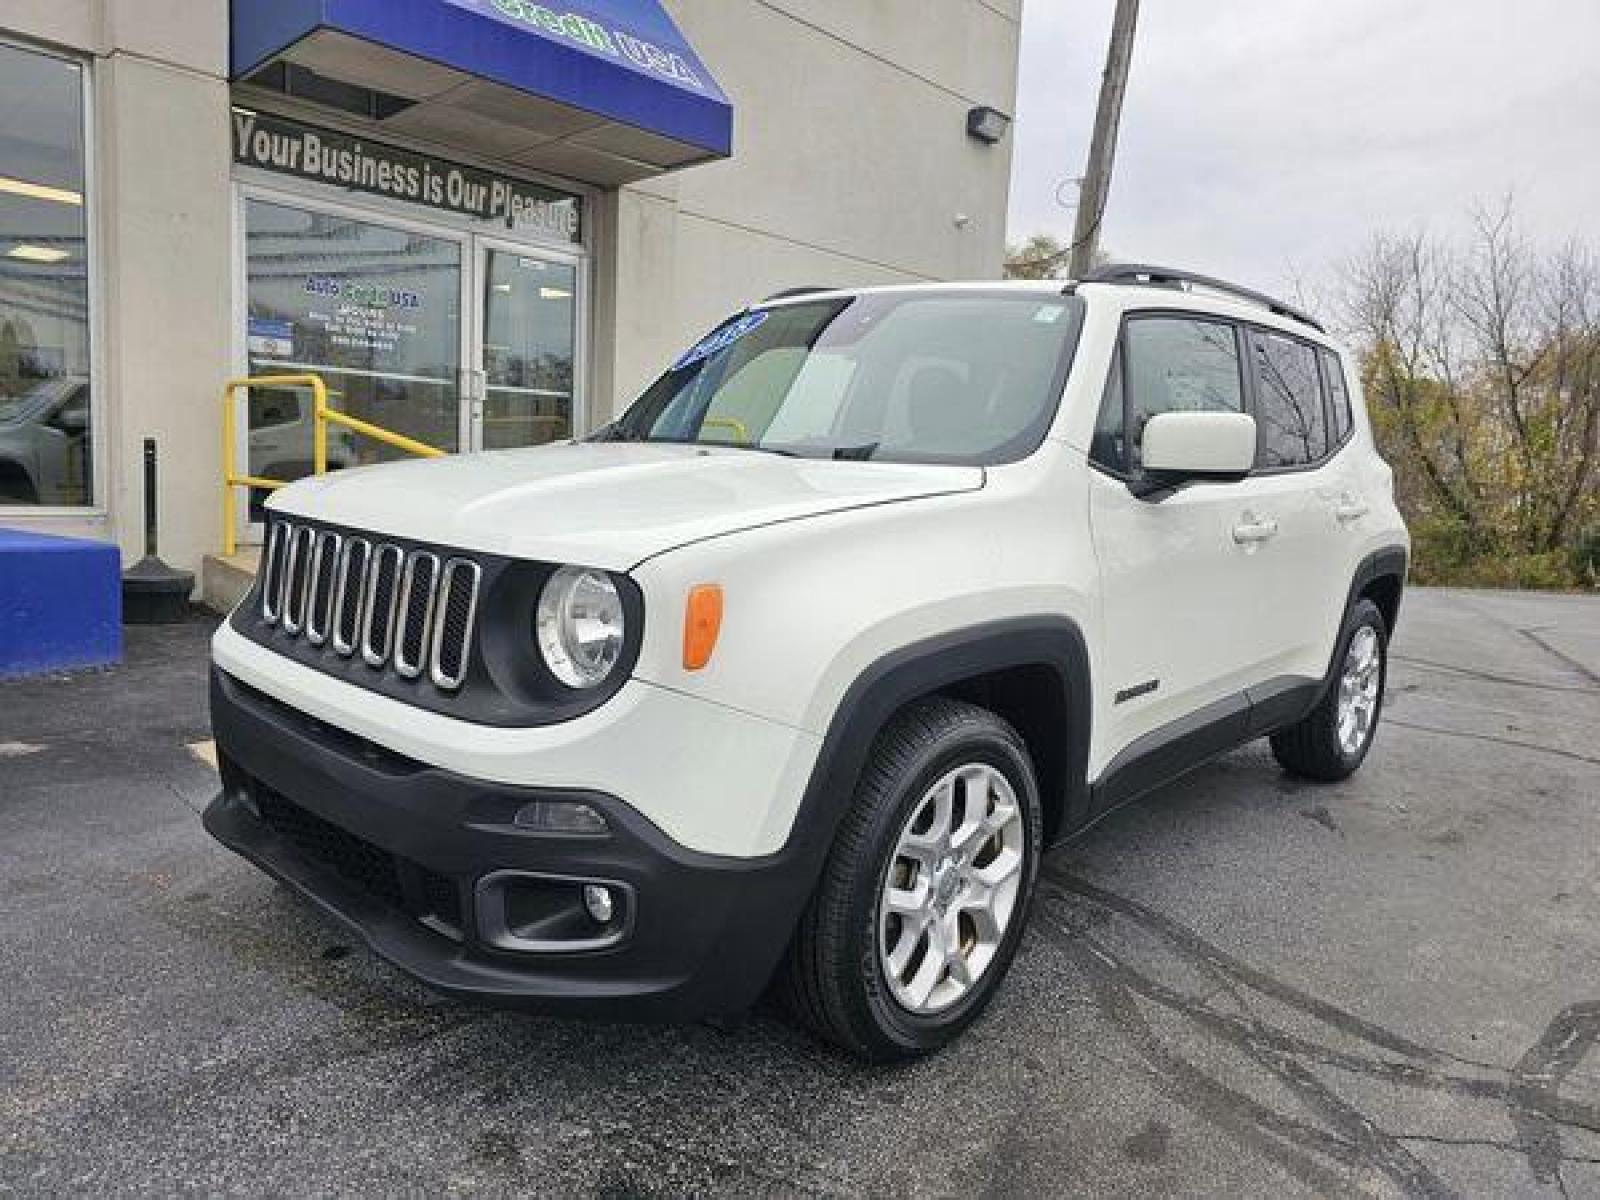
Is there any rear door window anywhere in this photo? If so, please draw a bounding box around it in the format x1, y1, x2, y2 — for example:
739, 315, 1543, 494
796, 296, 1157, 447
1249, 330, 1328, 468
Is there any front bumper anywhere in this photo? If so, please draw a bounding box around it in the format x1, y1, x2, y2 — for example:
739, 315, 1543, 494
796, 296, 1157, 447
204, 667, 818, 1020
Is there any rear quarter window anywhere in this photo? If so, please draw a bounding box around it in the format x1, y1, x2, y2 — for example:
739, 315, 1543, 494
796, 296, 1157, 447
1319, 348, 1355, 445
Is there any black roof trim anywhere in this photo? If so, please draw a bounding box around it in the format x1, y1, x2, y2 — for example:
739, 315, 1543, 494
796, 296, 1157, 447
1082, 263, 1325, 333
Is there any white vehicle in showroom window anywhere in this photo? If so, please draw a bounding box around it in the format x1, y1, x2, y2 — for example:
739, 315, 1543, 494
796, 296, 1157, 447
205, 264, 1408, 1061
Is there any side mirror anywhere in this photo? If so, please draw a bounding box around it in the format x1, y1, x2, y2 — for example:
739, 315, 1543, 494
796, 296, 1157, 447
1133, 411, 1256, 498
47, 404, 88, 436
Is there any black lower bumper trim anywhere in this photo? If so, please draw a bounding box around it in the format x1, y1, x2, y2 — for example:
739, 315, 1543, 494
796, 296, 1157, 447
204, 667, 817, 1021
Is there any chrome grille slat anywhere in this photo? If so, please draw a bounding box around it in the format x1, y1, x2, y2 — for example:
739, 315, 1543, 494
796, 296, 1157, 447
305, 531, 342, 646
261, 522, 289, 624
393, 553, 440, 679
361, 544, 405, 667
331, 538, 371, 656
430, 559, 482, 691
281, 525, 316, 634
259, 519, 481, 695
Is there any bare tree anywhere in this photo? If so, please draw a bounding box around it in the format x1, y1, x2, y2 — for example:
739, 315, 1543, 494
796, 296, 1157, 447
1529, 239, 1600, 551
1340, 201, 1599, 584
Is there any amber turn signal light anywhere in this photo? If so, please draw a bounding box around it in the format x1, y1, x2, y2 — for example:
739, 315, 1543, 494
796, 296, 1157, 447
682, 584, 724, 671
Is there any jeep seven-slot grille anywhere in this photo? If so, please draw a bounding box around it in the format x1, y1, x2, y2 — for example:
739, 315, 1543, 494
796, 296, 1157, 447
259, 519, 481, 691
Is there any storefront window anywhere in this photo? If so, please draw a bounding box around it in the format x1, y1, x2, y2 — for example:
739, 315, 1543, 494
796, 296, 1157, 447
0, 43, 92, 508
244, 197, 463, 507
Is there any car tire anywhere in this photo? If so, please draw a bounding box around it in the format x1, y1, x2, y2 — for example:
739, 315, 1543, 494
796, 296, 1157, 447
1270, 597, 1388, 782
0, 463, 38, 505
780, 697, 1042, 1062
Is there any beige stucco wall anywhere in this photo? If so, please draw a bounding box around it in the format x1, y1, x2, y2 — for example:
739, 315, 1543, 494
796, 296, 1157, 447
596, 0, 1023, 417
1, 0, 232, 582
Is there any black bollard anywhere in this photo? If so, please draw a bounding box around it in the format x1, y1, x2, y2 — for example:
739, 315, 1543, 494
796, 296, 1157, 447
121, 437, 196, 624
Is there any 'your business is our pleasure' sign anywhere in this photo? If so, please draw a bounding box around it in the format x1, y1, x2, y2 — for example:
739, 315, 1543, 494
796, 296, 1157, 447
232, 109, 584, 244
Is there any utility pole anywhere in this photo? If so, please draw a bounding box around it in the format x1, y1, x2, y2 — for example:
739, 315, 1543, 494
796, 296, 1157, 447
1068, 0, 1140, 279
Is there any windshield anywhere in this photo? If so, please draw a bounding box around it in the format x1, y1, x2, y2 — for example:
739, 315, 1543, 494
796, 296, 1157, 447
606, 291, 1084, 465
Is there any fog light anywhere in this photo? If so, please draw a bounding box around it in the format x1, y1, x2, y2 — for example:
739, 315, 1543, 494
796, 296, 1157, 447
513, 799, 609, 836
583, 884, 615, 925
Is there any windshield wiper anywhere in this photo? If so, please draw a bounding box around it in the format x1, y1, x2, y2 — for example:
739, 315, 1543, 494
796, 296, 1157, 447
601, 433, 805, 457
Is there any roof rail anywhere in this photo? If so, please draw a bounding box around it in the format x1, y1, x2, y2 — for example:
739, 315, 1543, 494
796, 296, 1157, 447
761, 285, 837, 303
1082, 263, 1325, 334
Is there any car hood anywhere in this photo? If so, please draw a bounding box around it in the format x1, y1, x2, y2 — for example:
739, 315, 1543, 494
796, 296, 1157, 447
268, 441, 984, 570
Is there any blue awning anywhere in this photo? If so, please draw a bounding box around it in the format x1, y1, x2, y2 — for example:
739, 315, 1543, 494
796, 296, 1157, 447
231, 0, 732, 184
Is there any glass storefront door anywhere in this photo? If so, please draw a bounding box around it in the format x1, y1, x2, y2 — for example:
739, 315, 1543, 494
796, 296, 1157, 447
243, 196, 463, 515
238, 190, 584, 531
475, 243, 578, 450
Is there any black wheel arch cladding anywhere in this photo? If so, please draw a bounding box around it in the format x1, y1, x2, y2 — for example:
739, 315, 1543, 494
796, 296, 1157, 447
787, 617, 1093, 874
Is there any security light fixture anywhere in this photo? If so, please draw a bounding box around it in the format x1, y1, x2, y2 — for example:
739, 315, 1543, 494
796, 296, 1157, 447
966, 106, 1012, 145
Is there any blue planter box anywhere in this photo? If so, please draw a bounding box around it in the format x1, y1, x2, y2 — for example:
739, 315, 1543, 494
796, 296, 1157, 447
0, 529, 122, 679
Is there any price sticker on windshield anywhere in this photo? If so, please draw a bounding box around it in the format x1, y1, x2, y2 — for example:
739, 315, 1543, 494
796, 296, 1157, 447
672, 310, 771, 371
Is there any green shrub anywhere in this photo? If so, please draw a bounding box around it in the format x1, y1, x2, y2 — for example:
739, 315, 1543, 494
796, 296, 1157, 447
1410, 517, 1594, 591
1573, 528, 1600, 587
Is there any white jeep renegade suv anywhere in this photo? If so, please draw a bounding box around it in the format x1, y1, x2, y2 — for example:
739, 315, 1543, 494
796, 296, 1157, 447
205, 265, 1409, 1061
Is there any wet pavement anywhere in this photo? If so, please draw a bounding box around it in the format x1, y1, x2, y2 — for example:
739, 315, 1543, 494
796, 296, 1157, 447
2, 589, 1598, 1196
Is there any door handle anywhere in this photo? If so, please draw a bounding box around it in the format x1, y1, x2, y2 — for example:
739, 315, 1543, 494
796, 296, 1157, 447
1334, 495, 1370, 523
1232, 515, 1279, 545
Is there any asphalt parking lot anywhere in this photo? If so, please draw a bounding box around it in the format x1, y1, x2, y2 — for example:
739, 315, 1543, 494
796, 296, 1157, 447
3, 588, 1598, 1197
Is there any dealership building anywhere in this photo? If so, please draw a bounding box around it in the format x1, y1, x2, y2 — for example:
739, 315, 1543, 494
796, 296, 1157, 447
0, 0, 1021, 597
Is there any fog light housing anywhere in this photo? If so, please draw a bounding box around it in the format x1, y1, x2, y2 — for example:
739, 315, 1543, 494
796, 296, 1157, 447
476, 871, 632, 953
512, 799, 609, 837
583, 884, 615, 925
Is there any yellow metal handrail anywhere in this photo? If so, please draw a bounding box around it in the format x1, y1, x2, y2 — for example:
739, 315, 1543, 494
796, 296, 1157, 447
701, 415, 750, 444
222, 373, 445, 556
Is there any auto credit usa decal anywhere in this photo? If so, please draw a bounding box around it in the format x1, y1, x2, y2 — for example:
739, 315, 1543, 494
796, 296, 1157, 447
671, 310, 770, 371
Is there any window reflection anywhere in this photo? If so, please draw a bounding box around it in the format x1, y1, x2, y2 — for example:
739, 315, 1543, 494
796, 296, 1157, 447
244, 198, 462, 512
1251, 331, 1328, 468
0, 43, 91, 507
481, 251, 575, 449
1123, 317, 1244, 471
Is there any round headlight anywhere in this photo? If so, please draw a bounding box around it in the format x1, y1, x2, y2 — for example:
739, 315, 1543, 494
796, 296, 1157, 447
535, 566, 626, 689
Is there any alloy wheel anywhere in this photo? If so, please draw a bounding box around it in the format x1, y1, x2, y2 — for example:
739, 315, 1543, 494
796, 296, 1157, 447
1336, 624, 1382, 756
877, 763, 1027, 1014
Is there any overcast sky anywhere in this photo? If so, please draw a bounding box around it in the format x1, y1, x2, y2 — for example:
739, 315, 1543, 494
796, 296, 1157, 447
1006, 0, 1600, 300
